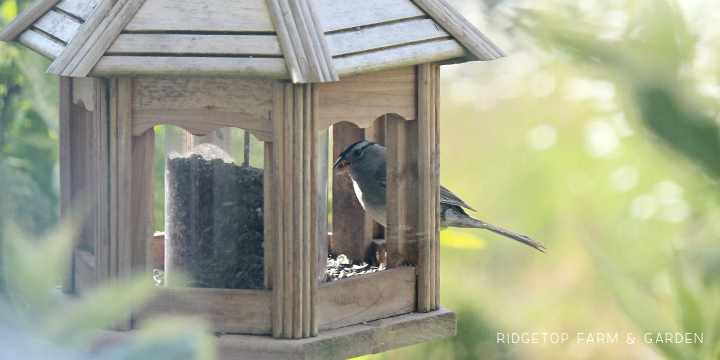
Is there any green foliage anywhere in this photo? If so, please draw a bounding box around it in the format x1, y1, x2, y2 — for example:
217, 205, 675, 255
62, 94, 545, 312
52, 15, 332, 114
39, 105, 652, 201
520, 0, 720, 180
0, 216, 215, 360
0, 0, 60, 295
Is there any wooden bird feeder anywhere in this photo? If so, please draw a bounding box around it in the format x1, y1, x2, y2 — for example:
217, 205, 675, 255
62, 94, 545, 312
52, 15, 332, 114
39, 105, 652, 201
0, 0, 505, 358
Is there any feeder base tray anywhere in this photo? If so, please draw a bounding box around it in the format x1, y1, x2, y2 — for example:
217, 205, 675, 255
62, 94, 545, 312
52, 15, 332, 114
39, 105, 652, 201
216, 307, 456, 360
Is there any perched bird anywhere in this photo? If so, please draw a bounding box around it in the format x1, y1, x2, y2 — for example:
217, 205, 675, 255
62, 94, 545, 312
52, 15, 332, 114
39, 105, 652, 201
333, 140, 546, 253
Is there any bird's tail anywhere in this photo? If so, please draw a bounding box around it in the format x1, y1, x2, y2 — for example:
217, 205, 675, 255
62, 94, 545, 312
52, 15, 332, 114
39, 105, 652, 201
459, 217, 547, 253
482, 222, 547, 253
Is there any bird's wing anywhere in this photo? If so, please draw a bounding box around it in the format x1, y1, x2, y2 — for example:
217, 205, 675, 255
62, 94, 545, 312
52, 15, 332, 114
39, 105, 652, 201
375, 165, 387, 189
440, 185, 476, 211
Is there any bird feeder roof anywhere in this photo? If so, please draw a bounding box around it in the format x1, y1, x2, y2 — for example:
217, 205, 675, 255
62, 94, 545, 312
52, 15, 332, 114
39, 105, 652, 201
0, 0, 505, 83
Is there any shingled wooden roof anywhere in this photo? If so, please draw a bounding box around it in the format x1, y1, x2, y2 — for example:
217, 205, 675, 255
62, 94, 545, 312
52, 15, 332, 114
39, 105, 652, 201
0, 0, 505, 83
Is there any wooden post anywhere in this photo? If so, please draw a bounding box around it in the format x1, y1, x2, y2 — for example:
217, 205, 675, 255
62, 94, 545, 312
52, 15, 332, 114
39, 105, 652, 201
416, 63, 440, 312
272, 82, 319, 339
385, 115, 419, 268
59, 76, 73, 293
331, 122, 374, 263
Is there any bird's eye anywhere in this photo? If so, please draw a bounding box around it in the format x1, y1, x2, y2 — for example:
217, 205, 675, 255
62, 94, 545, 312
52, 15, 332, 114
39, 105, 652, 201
353, 149, 363, 157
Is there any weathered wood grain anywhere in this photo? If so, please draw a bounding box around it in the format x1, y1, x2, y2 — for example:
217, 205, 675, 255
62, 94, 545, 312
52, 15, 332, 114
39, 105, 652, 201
33, 9, 81, 43
124, 0, 275, 33
317, 266, 416, 330
59, 76, 73, 293
334, 39, 465, 78
46, 0, 114, 75
216, 307, 456, 360
89, 56, 289, 78
57, 0, 131, 76
70, 0, 147, 77
0, 0, 61, 42
331, 121, 374, 263
56, 0, 102, 20
18, 29, 63, 59
315, 0, 425, 33
74, 249, 95, 296
411, 0, 505, 60
416, 63, 439, 312
318, 66, 416, 131
135, 288, 273, 334
272, 83, 319, 338
130, 77, 274, 141
326, 18, 449, 57
130, 129, 154, 274
266, 0, 337, 83
72, 76, 94, 111
263, 142, 274, 290
106, 34, 282, 56
385, 114, 420, 268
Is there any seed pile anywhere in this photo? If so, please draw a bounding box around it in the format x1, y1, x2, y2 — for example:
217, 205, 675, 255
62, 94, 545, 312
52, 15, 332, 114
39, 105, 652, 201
324, 254, 385, 282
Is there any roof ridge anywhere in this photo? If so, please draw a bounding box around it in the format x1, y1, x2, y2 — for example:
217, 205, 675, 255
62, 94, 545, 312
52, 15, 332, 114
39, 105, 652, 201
266, 0, 338, 83
47, 0, 147, 77
46, 0, 116, 75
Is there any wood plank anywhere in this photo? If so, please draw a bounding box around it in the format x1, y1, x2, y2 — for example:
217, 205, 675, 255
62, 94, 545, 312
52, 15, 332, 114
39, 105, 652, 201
124, 0, 275, 33
433, 64, 441, 309
107, 34, 282, 56
411, 0, 505, 60
416, 63, 438, 312
317, 266, 415, 330
291, 84, 303, 339
263, 142, 274, 290
310, 83, 320, 336
318, 66, 416, 131
334, 39, 465, 79
130, 129, 155, 274
18, 29, 63, 60
89, 56, 289, 79
72, 76, 94, 111
59, 76, 73, 293
215, 306, 454, 360
327, 18, 449, 57
0, 0, 61, 42
331, 122, 374, 263
70, 0, 147, 77
130, 77, 274, 141
59, 0, 132, 76
315, 0, 425, 33
56, 0, 102, 20
281, 84, 294, 338
33, 9, 81, 43
93, 79, 110, 289
46, 0, 115, 75
74, 249, 95, 296
271, 82, 286, 339
135, 288, 272, 334
385, 115, 419, 268
68, 86, 94, 252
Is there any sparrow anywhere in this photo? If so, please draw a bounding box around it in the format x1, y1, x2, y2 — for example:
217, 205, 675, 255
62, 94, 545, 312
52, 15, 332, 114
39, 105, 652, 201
333, 140, 546, 252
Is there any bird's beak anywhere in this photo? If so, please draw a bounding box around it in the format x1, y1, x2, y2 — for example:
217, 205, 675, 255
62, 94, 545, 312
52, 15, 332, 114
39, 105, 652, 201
333, 157, 351, 174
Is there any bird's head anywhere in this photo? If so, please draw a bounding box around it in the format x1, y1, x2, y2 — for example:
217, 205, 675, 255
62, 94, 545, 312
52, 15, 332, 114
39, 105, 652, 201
333, 140, 378, 174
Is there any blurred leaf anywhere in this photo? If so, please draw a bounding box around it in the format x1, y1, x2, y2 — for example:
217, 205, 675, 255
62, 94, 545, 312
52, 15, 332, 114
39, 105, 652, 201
520, 0, 720, 181
592, 250, 689, 360
1, 218, 78, 320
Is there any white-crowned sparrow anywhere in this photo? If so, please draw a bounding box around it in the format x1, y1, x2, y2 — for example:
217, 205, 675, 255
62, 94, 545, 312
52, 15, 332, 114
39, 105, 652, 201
333, 140, 546, 253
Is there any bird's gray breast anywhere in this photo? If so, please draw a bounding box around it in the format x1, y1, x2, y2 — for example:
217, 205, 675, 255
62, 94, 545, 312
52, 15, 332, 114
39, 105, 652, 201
348, 168, 387, 226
